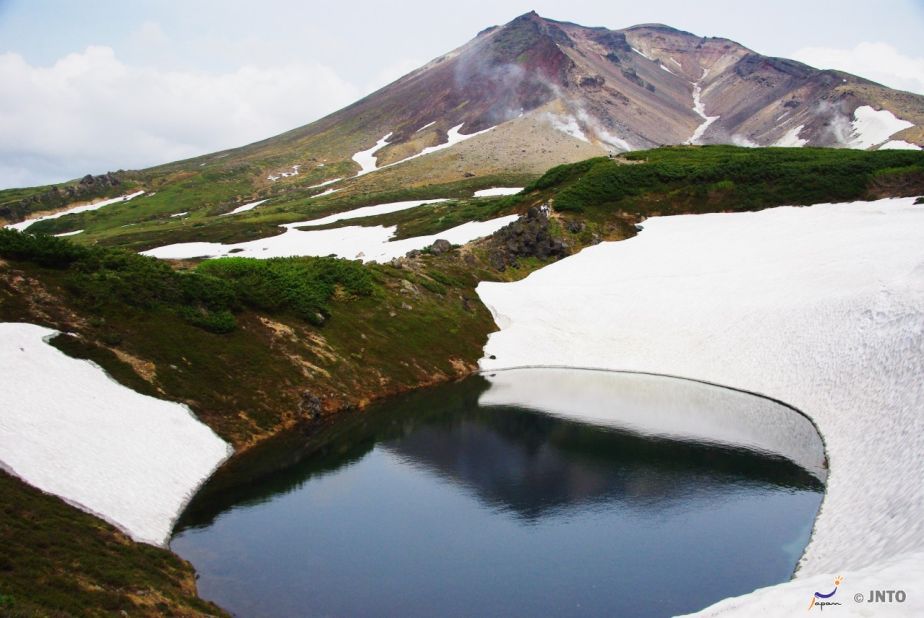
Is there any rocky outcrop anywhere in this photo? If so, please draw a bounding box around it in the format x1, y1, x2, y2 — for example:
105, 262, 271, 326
485, 205, 569, 271
1, 172, 123, 224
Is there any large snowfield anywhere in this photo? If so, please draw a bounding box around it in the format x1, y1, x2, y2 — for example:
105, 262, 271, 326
0, 323, 231, 545
477, 197, 924, 616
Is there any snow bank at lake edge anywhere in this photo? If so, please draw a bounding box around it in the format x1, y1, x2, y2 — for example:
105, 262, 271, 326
0, 323, 232, 546
476, 197, 924, 616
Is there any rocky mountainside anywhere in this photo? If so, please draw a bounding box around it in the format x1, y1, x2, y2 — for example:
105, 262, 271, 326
220, 11, 923, 174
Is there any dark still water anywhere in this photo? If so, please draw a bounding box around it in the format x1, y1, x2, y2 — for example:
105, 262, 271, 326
172, 369, 825, 618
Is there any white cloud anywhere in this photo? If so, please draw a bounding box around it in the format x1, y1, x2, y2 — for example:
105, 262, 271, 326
0, 46, 359, 188
791, 41, 924, 95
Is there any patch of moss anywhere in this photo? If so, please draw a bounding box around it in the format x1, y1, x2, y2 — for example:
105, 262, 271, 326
0, 470, 227, 617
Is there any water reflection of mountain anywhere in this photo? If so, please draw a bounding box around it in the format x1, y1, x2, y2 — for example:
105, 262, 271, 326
383, 404, 822, 522
175, 373, 822, 533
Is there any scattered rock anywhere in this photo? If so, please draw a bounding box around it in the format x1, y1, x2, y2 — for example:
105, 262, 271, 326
299, 392, 323, 420
429, 239, 452, 255
400, 279, 420, 295
579, 74, 605, 88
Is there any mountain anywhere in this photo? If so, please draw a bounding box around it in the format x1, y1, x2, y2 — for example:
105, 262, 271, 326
200, 11, 924, 177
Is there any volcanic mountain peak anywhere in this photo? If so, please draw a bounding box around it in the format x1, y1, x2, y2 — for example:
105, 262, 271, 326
244, 11, 920, 189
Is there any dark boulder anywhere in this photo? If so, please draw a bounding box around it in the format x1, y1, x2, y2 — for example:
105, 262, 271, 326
299, 392, 323, 420
429, 239, 452, 255
484, 204, 570, 270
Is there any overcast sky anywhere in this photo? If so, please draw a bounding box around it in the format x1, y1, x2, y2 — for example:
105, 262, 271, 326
2, 0, 923, 189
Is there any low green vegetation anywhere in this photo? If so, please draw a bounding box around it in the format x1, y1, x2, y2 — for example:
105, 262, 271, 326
0, 229, 374, 333
24, 168, 535, 252
196, 257, 374, 325
0, 470, 227, 617
527, 146, 924, 216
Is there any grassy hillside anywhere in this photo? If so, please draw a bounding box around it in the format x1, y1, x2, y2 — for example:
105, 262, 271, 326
22, 172, 536, 252
528, 146, 924, 217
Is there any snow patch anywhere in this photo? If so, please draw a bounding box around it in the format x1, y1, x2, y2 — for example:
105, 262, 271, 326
685, 69, 719, 145
170, 211, 189, 218
54, 229, 83, 237
631, 46, 653, 61
659, 63, 677, 76
400, 123, 493, 162
296, 199, 447, 227
267, 164, 302, 182
0, 323, 231, 546
312, 187, 340, 198
7, 190, 146, 232
350, 124, 494, 178
141, 198, 517, 262
848, 106, 914, 149
775, 124, 808, 147
307, 177, 343, 190
473, 187, 523, 197
352, 133, 393, 176
415, 121, 435, 132
476, 197, 924, 612
878, 139, 921, 151
222, 199, 268, 216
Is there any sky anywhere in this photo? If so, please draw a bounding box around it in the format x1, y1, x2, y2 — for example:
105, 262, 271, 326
1, 0, 923, 189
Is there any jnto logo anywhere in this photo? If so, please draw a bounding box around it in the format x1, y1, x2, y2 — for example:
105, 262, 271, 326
808, 576, 844, 610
